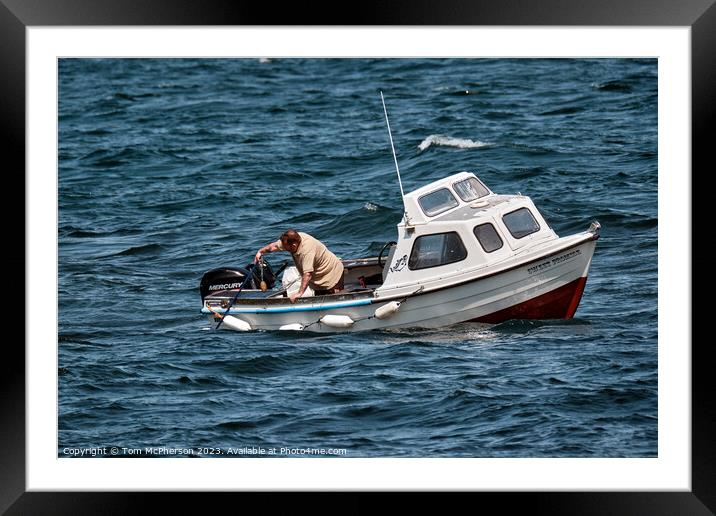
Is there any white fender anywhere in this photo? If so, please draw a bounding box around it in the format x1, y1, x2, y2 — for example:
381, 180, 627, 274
279, 323, 305, 331
221, 315, 251, 332
374, 301, 401, 320
320, 314, 355, 328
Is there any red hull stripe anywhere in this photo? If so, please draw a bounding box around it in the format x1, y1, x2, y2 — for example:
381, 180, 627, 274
471, 276, 589, 323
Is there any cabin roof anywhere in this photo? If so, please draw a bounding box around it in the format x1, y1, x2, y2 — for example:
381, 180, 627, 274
429, 194, 518, 223
401, 171, 497, 225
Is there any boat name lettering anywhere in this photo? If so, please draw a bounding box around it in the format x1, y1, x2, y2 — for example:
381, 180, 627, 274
389, 255, 408, 273
551, 249, 581, 264
528, 249, 581, 274
209, 282, 243, 290
528, 261, 552, 274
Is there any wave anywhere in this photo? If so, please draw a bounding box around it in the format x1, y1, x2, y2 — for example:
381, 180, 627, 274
418, 135, 492, 152
62, 226, 143, 238
112, 92, 159, 102
538, 106, 584, 116
506, 143, 559, 156
110, 243, 164, 257
314, 203, 401, 240
590, 210, 657, 230
593, 80, 633, 92
278, 211, 330, 225
216, 420, 258, 429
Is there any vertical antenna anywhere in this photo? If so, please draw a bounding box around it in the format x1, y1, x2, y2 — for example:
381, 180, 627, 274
380, 91, 410, 224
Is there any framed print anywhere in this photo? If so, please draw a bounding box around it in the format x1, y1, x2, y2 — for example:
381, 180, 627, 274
5, 0, 713, 513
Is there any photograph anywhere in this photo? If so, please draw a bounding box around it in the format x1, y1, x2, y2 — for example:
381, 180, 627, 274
57, 57, 657, 459
5, 0, 713, 511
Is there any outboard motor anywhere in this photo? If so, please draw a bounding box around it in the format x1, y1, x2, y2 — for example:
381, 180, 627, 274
199, 267, 250, 301
199, 261, 277, 301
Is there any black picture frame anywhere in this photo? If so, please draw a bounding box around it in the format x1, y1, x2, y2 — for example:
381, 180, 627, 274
3, 0, 712, 513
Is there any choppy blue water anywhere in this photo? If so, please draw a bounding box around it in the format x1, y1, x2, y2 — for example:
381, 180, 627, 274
58, 58, 657, 458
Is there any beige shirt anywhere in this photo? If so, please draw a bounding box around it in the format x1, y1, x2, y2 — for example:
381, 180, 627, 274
276, 232, 344, 289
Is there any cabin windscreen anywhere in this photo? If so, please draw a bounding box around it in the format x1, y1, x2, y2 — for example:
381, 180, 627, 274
418, 188, 459, 216
453, 177, 489, 202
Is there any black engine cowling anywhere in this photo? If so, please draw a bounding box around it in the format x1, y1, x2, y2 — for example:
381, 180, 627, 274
199, 261, 277, 301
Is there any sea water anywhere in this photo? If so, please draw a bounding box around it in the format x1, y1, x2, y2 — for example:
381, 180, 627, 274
58, 58, 657, 458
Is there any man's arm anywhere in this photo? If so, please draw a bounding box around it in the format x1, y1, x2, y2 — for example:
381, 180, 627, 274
290, 271, 313, 302
255, 241, 281, 263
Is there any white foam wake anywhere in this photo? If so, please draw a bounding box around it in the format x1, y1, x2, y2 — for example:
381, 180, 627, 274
418, 135, 491, 152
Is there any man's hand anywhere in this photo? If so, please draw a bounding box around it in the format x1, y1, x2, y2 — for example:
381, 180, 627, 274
290, 272, 312, 303
254, 251, 262, 264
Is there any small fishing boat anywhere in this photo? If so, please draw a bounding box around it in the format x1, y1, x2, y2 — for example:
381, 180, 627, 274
199, 95, 600, 332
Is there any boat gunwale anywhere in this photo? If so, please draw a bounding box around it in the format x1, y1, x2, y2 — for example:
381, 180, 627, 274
203, 230, 597, 313
204, 288, 376, 307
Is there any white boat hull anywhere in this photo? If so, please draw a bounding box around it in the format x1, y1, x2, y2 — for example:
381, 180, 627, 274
203, 232, 597, 333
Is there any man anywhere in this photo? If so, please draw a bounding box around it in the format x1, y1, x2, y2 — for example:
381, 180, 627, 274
254, 229, 344, 302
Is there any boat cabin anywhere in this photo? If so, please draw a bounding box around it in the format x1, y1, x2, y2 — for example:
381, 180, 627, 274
342, 171, 558, 296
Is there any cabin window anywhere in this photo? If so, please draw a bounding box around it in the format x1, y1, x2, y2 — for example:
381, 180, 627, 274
408, 232, 467, 270
503, 207, 540, 239
453, 177, 489, 202
473, 223, 503, 253
418, 188, 459, 217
